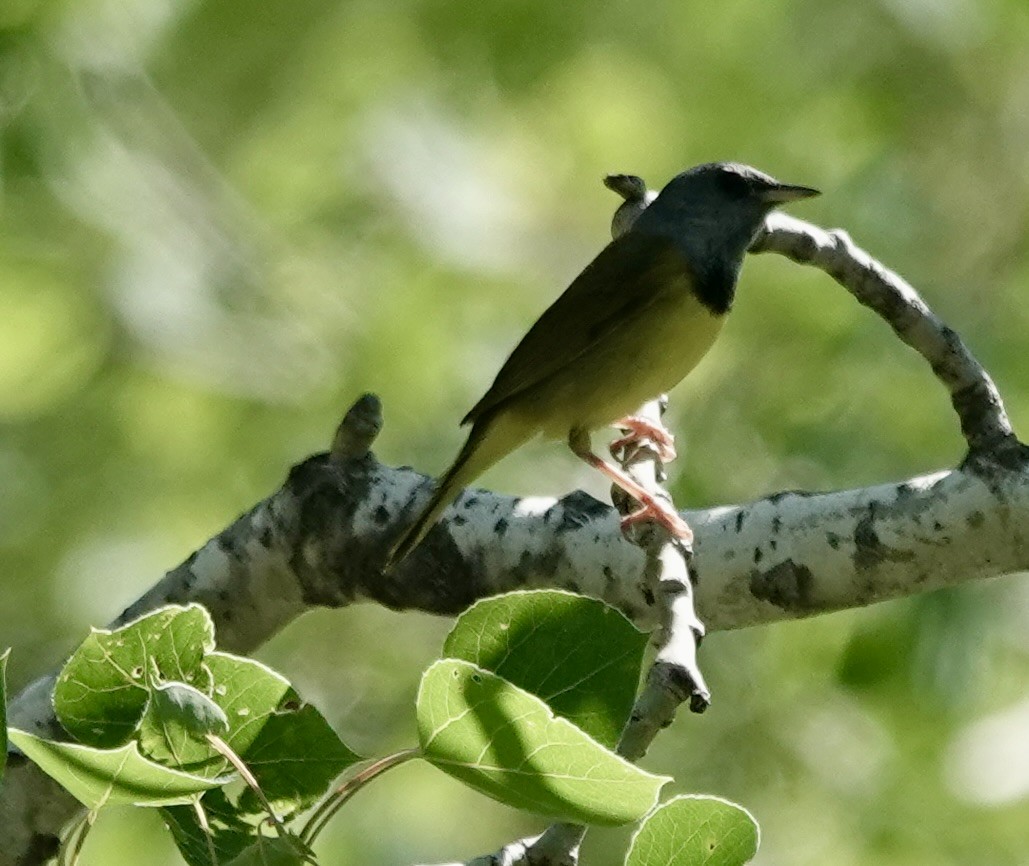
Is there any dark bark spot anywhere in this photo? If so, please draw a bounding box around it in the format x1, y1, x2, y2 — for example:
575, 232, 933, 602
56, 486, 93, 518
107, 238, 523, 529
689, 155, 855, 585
966, 510, 985, 528
372, 505, 390, 525
894, 481, 916, 499
753, 547, 763, 564
735, 511, 745, 533
853, 508, 916, 570
555, 490, 612, 532
750, 559, 815, 611
494, 517, 509, 536
962, 439, 1029, 475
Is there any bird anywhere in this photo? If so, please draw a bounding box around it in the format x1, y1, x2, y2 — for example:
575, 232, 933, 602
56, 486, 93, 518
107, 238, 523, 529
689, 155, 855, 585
384, 162, 819, 569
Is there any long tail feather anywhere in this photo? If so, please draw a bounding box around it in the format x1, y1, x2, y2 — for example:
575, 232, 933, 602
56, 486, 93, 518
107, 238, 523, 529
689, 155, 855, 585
384, 416, 525, 570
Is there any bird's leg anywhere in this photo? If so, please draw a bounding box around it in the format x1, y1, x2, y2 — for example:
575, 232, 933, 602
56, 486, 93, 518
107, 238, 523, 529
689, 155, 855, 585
569, 428, 693, 544
609, 416, 677, 462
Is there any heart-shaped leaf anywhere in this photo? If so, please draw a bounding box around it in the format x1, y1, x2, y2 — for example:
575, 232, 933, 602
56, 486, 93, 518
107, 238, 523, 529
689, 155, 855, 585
626, 795, 759, 866
417, 659, 668, 826
54, 604, 215, 748
444, 590, 648, 748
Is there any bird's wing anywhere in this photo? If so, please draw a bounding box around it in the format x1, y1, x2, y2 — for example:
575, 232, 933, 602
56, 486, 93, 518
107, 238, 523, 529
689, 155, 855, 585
462, 231, 691, 425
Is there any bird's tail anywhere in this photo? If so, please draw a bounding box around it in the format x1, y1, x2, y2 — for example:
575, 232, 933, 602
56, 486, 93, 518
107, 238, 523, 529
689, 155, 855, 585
384, 415, 527, 570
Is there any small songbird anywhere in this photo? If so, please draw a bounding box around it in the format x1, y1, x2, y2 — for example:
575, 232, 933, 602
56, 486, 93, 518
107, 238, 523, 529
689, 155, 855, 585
385, 162, 818, 568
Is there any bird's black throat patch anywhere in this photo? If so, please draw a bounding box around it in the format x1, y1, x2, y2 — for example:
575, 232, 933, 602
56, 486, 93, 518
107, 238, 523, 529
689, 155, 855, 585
692, 264, 737, 316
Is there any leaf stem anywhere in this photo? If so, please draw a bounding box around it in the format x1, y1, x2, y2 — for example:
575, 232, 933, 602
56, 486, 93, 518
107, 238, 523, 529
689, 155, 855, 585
302, 748, 420, 845
61, 810, 96, 866
205, 733, 287, 838
192, 796, 220, 866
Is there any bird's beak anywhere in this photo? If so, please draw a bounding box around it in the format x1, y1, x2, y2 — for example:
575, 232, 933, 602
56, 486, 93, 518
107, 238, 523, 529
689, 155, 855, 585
760, 182, 820, 204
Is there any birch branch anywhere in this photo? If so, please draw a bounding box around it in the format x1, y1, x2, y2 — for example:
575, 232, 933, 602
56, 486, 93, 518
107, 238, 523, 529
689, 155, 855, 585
3, 202, 1027, 864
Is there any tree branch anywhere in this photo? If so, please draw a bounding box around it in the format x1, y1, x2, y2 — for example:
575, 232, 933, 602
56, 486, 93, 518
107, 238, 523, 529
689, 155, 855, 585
3, 199, 1027, 865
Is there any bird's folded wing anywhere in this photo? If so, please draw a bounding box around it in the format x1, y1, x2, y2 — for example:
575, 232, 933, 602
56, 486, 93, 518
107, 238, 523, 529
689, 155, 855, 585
462, 232, 691, 425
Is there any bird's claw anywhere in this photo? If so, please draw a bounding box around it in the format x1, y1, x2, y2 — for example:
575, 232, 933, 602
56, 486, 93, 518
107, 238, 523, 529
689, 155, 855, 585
609, 416, 678, 462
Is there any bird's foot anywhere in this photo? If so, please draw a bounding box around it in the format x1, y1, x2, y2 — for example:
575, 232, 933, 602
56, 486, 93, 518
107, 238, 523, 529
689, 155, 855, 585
620, 497, 694, 547
609, 416, 677, 462
569, 429, 692, 547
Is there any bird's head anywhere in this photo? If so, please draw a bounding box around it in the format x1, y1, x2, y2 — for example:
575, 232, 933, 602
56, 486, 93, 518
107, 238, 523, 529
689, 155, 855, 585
634, 161, 819, 261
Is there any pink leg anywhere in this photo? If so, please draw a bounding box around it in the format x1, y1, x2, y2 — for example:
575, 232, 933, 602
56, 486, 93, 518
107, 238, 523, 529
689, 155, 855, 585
609, 416, 677, 462
570, 429, 693, 544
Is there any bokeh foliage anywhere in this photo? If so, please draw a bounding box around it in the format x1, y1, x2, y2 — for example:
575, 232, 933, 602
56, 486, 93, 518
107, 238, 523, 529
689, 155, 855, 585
1, 0, 1028, 863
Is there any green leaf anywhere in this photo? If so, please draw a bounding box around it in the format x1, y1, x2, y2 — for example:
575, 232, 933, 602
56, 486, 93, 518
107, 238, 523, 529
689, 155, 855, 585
9, 728, 229, 809
1, 648, 9, 784
154, 682, 229, 738
162, 790, 257, 866
417, 659, 668, 826
139, 682, 230, 770
206, 652, 360, 816
204, 652, 290, 756
54, 604, 216, 748
626, 795, 760, 866
444, 590, 649, 747
224, 835, 315, 866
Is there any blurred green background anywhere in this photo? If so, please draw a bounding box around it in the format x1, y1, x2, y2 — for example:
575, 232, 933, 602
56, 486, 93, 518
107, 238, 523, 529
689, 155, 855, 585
2, 0, 1028, 862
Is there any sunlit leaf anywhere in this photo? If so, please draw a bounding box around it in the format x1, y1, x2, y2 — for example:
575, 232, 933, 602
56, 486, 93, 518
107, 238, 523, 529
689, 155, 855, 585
626, 795, 759, 866
417, 659, 668, 825
54, 605, 215, 748
9, 728, 229, 809
443, 590, 648, 748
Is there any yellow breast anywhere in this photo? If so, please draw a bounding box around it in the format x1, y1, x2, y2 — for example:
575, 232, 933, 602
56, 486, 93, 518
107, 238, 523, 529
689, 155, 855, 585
507, 277, 725, 438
